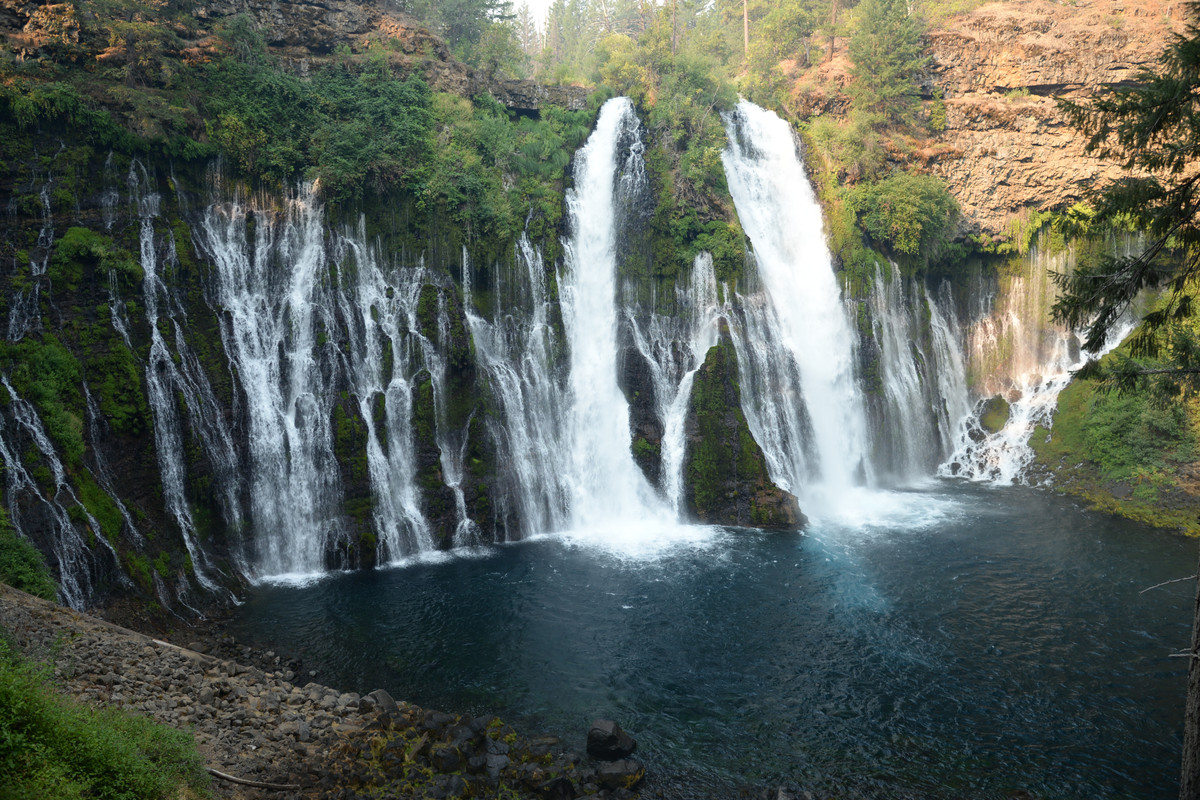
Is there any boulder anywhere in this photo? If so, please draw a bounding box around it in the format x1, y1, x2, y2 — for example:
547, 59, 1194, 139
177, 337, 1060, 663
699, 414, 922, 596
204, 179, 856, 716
361, 688, 400, 717
586, 719, 637, 760
682, 321, 805, 530
594, 758, 645, 790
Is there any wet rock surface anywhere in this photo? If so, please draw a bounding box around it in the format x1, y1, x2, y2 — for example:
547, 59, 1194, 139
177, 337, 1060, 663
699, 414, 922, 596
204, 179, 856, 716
683, 321, 805, 531
0, 583, 642, 799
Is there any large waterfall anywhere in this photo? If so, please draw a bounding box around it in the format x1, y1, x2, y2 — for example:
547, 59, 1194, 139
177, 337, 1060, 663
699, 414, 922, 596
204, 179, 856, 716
0, 96, 1121, 607
721, 102, 872, 490
718, 101, 972, 504
557, 98, 674, 531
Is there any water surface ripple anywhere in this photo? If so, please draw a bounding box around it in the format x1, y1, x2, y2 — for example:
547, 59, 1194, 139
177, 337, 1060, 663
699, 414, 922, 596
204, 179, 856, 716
232, 483, 1193, 798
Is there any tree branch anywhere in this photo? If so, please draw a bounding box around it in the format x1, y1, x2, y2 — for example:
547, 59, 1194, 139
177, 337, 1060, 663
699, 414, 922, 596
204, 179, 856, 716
206, 768, 301, 791
1142, 574, 1199, 593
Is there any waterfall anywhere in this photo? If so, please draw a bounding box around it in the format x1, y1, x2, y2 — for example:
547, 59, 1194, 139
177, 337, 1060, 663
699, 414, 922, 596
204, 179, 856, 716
865, 267, 971, 482
940, 241, 1131, 483
131, 162, 226, 592
0, 377, 130, 608
462, 237, 572, 538
558, 97, 676, 532
199, 186, 445, 577
721, 101, 871, 491
624, 254, 725, 511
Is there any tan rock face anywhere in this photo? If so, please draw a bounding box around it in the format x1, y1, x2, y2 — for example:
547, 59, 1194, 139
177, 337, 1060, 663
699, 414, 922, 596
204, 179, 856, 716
926, 0, 1184, 235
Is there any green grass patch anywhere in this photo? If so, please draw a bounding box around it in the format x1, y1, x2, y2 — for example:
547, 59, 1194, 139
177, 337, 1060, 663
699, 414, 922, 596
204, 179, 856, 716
0, 508, 57, 601
0, 637, 210, 800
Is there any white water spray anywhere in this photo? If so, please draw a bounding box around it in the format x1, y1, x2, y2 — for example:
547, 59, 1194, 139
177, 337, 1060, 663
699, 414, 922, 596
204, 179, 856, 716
557, 97, 678, 537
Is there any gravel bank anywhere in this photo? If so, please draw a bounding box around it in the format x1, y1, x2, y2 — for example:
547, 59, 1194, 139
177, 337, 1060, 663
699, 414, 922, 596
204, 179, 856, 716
0, 584, 645, 799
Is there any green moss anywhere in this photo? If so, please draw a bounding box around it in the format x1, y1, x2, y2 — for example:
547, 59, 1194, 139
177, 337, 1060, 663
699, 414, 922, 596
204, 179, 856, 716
51, 228, 142, 295
75, 471, 123, 545
124, 553, 154, 593
979, 396, 1011, 434
332, 399, 370, 487
415, 285, 440, 343
1030, 367, 1200, 535
0, 507, 57, 601
685, 330, 784, 524
0, 334, 85, 466
153, 551, 172, 579
85, 337, 149, 438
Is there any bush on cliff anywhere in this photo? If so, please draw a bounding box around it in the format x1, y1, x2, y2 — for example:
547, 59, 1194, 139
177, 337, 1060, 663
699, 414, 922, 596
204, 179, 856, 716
0, 637, 210, 800
0, 509, 56, 602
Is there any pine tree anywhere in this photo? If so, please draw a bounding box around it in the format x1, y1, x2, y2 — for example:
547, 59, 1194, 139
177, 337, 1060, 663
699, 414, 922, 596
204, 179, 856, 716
846, 0, 926, 125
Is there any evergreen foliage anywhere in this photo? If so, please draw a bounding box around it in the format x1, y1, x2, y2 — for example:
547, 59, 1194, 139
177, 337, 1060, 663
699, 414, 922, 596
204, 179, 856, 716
847, 0, 928, 126
1055, 2, 1200, 394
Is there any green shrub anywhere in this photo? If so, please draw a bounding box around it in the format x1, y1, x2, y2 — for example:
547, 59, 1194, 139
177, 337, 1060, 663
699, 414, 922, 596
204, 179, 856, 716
0, 508, 56, 601
846, 172, 959, 261
0, 638, 210, 800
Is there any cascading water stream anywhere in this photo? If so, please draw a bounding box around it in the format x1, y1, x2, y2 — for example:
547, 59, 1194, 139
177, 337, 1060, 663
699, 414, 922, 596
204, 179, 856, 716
624, 253, 725, 511
329, 232, 433, 560
462, 235, 572, 539
557, 97, 677, 534
200, 186, 446, 577
131, 161, 225, 592
721, 101, 872, 492
866, 266, 971, 481
940, 241, 1132, 484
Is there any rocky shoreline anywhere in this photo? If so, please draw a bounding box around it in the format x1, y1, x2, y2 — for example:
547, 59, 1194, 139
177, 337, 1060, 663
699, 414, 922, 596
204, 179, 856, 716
0, 584, 649, 800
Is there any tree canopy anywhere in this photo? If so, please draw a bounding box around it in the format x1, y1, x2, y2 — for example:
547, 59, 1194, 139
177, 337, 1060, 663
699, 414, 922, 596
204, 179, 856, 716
1054, 2, 1200, 395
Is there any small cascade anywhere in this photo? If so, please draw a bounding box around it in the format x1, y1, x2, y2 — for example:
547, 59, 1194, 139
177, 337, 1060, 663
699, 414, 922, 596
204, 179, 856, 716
200, 187, 462, 575
721, 101, 871, 491
558, 97, 675, 530
865, 267, 971, 481
462, 235, 572, 539
131, 162, 224, 591
84, 387, 144, 550
624, 253, 725, 510
7, 182, 52, 341
0, 377, 123, 608
940, 241, 1129, 483
329, 232, 433, 561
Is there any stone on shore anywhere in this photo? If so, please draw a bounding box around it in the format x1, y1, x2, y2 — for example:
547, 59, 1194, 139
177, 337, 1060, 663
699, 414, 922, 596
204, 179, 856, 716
586, 719, 637, 760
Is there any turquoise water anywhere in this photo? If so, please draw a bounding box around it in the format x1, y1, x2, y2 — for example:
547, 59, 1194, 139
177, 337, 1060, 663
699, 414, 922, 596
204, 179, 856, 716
231, 483, 1194, 798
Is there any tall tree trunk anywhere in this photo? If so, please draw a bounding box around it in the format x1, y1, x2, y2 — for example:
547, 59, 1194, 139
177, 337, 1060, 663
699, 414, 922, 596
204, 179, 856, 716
743, 0, 749, 62
827, 0, 839, 63
1182, 547, 1200, 800
672, 0, 677, 56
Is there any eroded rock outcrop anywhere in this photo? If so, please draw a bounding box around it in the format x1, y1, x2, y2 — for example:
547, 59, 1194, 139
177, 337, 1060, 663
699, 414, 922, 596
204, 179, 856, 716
925, 0, 1183, 235
683, 322, 804, 531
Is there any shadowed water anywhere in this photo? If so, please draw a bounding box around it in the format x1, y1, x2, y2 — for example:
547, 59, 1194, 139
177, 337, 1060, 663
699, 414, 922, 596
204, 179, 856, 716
231, 483, 1192, 798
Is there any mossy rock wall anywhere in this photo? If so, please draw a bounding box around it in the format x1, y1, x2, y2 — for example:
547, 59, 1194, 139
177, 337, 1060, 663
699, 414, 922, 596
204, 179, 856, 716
682, 321, 805, 530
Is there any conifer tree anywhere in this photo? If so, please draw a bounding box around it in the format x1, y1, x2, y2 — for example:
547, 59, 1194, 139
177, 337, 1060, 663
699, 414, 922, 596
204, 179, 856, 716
846, 0, 926, 125
1055, 3, 1200, 391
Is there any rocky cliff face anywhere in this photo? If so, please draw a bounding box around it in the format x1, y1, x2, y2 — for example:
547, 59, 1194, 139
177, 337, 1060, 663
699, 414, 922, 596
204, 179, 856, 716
925, 0, 1182, 235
